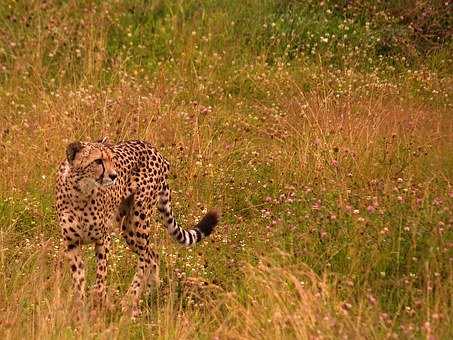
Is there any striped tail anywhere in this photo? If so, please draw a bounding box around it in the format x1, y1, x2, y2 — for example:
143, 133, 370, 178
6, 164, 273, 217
157, 184, 218, 246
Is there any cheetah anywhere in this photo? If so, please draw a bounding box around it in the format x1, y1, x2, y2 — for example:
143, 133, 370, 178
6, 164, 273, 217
55, 139, 218, 317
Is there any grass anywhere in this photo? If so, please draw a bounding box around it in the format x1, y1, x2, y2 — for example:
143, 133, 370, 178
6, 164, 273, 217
0, 0, 452, 339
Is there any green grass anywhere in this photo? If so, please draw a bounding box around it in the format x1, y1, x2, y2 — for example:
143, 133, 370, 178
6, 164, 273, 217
0, 0, 452, 339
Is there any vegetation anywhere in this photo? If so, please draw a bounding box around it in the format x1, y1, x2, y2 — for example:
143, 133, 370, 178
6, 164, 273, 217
0, 0, 451, 338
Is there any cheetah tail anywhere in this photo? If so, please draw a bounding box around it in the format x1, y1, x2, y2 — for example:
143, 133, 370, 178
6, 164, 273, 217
158, 189, 219, 246
165, 209, 219, 246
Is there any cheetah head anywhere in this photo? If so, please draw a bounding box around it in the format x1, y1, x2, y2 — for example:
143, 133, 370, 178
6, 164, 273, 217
66, 141, 118, 189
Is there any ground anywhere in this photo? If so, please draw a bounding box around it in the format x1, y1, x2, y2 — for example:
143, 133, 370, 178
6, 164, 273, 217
0, 1, 452, 339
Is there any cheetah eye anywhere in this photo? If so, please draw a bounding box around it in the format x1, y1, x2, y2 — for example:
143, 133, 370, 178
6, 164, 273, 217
94, 158, 103, 165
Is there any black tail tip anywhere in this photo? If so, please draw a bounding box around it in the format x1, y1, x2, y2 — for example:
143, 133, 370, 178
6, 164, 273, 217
196, 209, 220, 237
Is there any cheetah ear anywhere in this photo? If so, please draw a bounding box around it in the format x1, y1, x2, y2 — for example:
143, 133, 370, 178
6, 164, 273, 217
66, 141, 83, 164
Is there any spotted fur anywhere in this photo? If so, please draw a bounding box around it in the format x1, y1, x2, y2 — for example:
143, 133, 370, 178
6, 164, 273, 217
55, 140, 219, 317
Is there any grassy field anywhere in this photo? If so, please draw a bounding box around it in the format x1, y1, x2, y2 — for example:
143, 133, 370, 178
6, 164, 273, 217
0, 1, 452, 338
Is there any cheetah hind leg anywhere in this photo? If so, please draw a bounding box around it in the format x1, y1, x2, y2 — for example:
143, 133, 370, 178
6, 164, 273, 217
122, 246, 159, 319
120, 204, 153, 318
145, 247, 160, 296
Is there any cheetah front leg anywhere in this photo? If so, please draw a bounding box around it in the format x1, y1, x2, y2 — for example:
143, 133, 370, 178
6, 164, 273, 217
65, 242, 86, 307
93, 235, 111, 310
